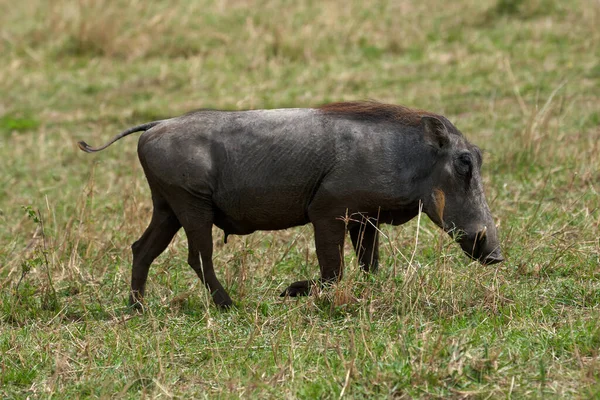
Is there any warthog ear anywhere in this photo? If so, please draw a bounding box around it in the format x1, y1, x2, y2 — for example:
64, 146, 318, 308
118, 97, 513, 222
421, 116, 450, 149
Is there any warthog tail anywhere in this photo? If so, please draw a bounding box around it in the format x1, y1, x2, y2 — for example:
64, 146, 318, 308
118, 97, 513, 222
77, 120, 167, 153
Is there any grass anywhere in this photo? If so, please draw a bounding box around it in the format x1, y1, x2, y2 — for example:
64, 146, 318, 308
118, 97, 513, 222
1, 0, 599, 397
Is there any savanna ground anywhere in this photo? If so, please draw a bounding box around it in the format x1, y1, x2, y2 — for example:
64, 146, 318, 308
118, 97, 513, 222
1, 0, 599, 398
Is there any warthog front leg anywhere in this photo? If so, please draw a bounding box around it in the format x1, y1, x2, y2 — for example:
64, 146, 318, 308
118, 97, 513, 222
281, 218, 346, 297
349, 219, 379, 273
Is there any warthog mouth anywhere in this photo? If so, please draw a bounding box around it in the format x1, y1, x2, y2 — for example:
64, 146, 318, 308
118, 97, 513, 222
451, 227, 504, 265
477, 248, 504, 265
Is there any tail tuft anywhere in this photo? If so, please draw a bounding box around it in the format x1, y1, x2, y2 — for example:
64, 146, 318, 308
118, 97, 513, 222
77, 141, 94, 153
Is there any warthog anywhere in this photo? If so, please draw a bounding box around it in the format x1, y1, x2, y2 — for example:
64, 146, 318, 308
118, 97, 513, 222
78, 101, 503, 308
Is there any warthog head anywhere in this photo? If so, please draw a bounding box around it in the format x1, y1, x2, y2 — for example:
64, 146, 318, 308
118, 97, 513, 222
421, 116, 503, 265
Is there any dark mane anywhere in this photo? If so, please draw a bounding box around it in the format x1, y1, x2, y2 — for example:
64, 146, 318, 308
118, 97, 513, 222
317, 101, 440, 126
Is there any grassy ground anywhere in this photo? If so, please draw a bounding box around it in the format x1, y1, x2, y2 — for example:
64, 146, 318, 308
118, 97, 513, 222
1, 0, 599, 397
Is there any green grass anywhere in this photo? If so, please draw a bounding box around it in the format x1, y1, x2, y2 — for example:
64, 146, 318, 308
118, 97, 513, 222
1, 0, 599, 397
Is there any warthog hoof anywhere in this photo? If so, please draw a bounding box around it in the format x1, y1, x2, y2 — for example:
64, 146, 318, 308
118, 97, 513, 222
280, 280, 319, 297
128, 293, 146, 312
212, 291, 233, 309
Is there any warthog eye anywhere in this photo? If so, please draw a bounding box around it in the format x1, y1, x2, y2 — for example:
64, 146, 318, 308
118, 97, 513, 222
456, 153, 473, 177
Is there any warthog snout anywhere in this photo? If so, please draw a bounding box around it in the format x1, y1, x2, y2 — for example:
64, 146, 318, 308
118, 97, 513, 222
456, 226, 504, 265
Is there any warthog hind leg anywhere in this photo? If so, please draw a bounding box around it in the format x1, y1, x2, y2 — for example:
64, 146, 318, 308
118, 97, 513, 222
130, 197, 181, 309
185, 224, 233, 308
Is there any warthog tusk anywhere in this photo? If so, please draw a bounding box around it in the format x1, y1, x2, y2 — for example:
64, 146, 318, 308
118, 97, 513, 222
478, 226, 487, 242
433, 188, 445, 224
